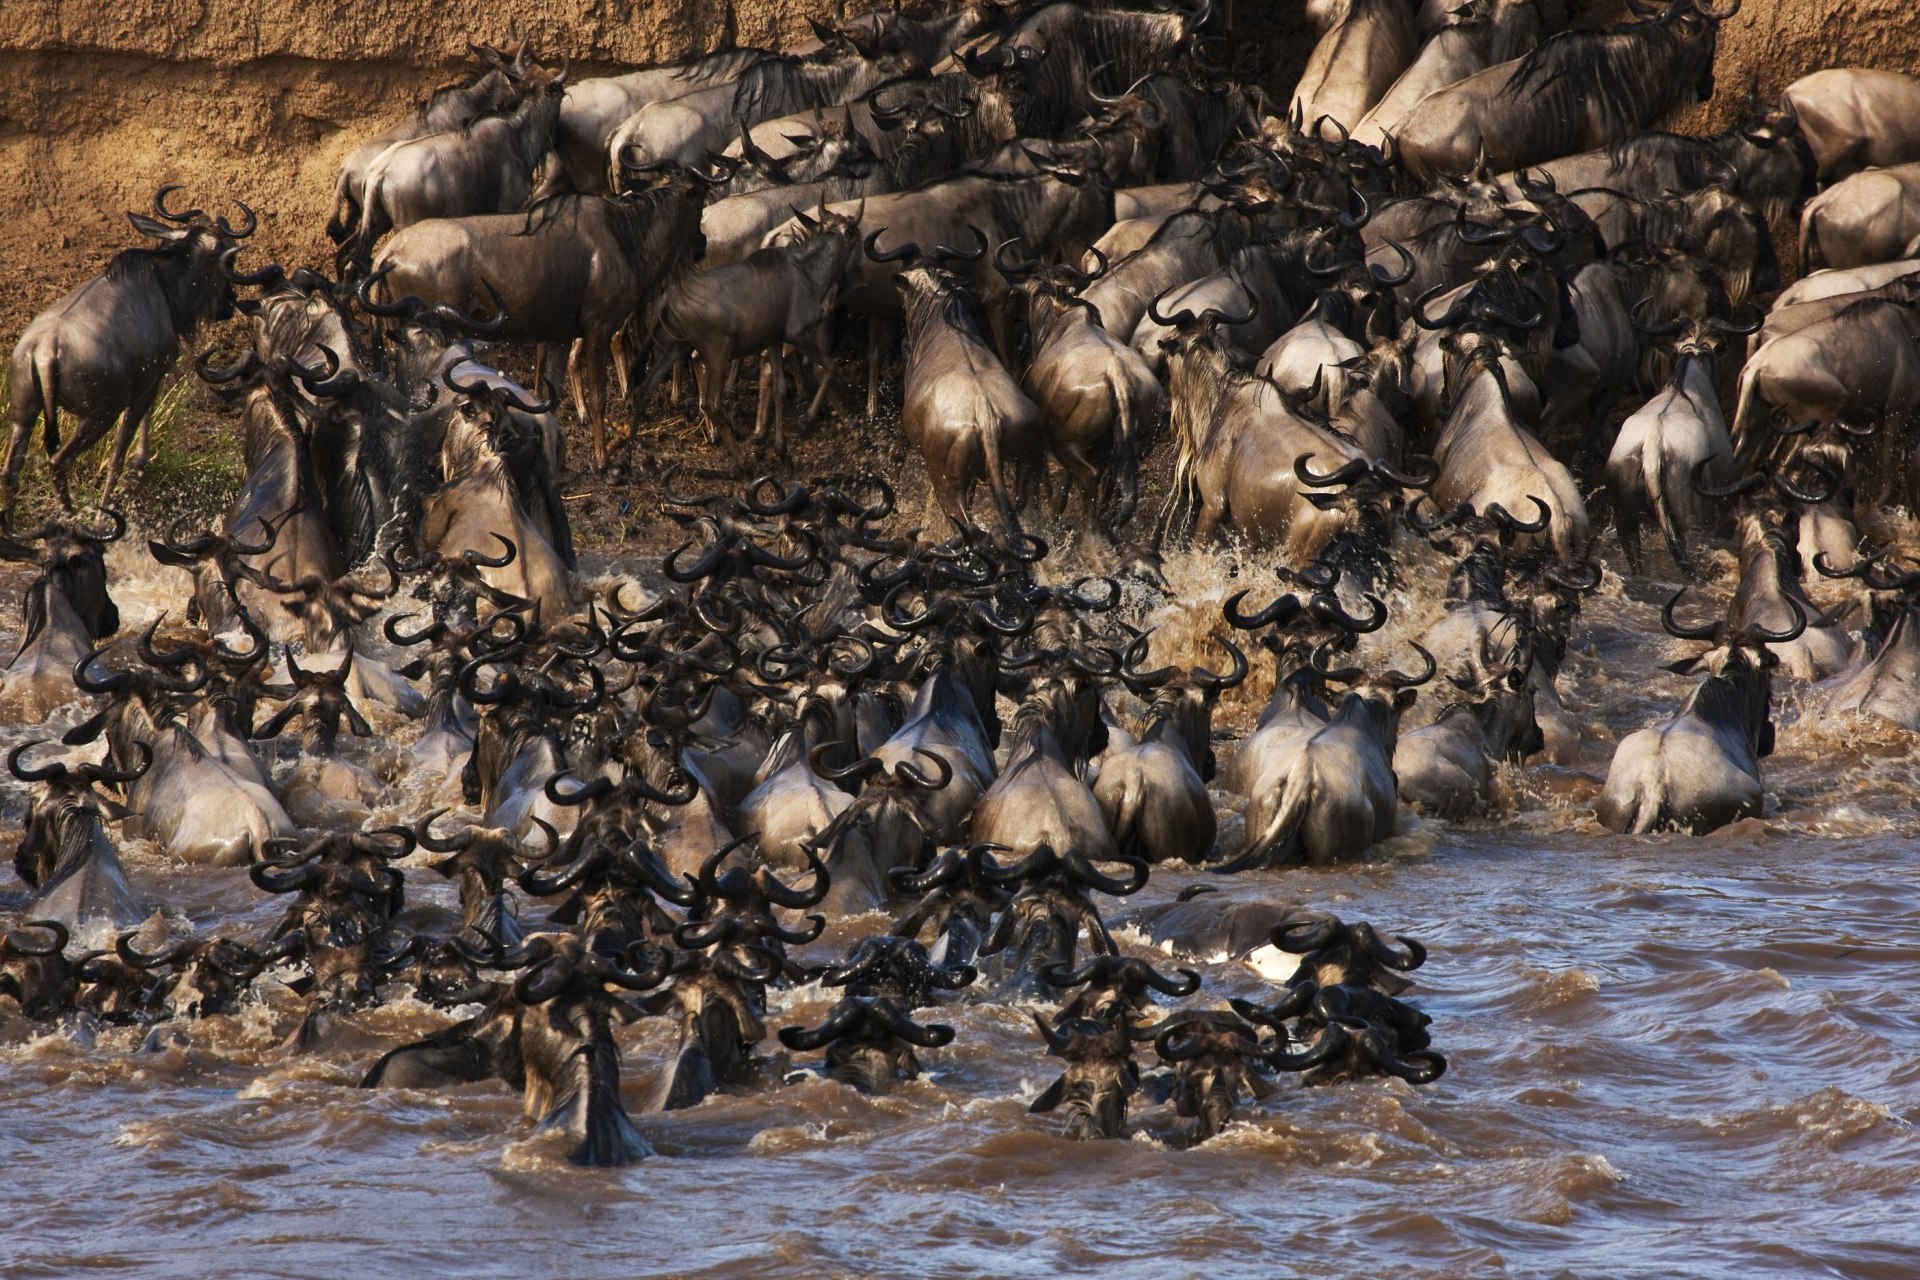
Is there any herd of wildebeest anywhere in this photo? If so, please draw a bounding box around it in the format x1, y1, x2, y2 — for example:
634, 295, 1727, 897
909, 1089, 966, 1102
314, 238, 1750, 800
4, 0, 1920, 1163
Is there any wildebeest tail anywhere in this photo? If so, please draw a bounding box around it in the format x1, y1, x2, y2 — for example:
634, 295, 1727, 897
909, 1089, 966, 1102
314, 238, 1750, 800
1108, 376, 1139, 526
1628, 777, 1665, 836
1652, 452, 1693, 575
32, 347, 60, 454
1109, 772, 1144, 861
326, 168, 359, 245
1798, 205, 1825, 275
1216, 759, 1311, 872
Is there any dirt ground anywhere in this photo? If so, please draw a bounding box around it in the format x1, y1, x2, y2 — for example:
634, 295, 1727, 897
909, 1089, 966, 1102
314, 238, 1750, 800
1, 0, 1915, 534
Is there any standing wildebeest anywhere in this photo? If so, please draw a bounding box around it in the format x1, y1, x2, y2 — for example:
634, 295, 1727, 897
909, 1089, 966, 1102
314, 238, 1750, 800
1290, 0, 1421, 138
1730, 291, 1920, 482
1430, 337, 1590, 560
1502, 121, 1810, 227
344, 61, 568, 275
1781, 68, 1920, 186
1353, 0, 1547, 149
326, 44, 527, 244
5, 188, 253, 521
1394, 0, 1737, 181
606, 41, 919, 182
326, 43, 529, 245
998, 244, 1165, 533
551, 48, 774, 194
1798, 162, 1920, 273
767, 158, 1116, 412
643, 204, 862, 460
883, 234, 1042, 537
1605, 314, 1752, 574
370, 165, 714, 468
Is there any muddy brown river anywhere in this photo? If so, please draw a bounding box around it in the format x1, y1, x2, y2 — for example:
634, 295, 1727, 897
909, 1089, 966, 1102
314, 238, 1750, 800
3, 534, 1917, 1280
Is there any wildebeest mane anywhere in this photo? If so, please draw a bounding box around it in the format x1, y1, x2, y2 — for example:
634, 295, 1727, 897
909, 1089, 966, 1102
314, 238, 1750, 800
729, 46, 865, 125
902, 272, 988, 346
1496, 21, 1708, 157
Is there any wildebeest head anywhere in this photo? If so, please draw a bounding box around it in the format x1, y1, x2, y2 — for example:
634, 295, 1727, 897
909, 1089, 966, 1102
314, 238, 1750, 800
250, 825, 413, 944
779, 994, 955, 1094
888, 842, 1014, 967
976, 844, 1147, 994
125, 184, 260, 329
0, 921, 78, 1020
818, 933, 977, 1008
1028, 1011, 1136, 1140
1150, 1009, 1287, 1140
1117, 630, 1248, 780
0, 510, 124, 644
1233, 979, 1446, 1086
8, 739, 148, 897
1042, 953, 1200, 1023
1266, 907, 1430, 996
114, 927, 305, 1018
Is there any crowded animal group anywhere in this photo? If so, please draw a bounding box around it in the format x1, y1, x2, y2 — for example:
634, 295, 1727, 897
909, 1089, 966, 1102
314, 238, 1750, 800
4, 0, 1918, 1163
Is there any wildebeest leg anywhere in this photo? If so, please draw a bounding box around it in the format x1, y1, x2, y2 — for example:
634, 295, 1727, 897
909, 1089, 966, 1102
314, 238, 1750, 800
865, 323, 888, 419
754, 344, 787, 458
1057, 440, 1104, 531
1614, 500, 1644, 578
575, 338, 612, 471
798, 330, 837, 428
629, 336, 684, 422
606, 327, 631, 411
98, 381, 162, 510
45, 412, 114, 513
926, 443, 972, 536
698, 341, 745, 463
1193, 491, 1227, 544
981, 432, 1025, 537
1, 399, 42, 527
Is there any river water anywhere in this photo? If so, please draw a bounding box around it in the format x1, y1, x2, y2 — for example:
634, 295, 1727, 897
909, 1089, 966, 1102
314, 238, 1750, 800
2, 532, 1917, 1280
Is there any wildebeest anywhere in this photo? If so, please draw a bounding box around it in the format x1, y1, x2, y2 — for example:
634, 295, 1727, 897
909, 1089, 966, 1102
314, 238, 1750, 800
8, 739, 147, 929
1596, 597, 1802, 835
327, 43, 529, 242
1353, 0, 1547, 149
1221, 641, 1434, 869
550, 48, 773, 194
344, 60, 568, 274
1395, 0, 1739, 181
0, 513, 123, 718
1781, 68, 1920, 185
1605, 314, 1752, 574
643, 204, 862, 460
997, 244, 1164, 533
1798, 161, 1920, 273
370, 164, 715, 468
5, 188, 254, 520
883, 236, 1042, 537
1290, 0, 1421, 137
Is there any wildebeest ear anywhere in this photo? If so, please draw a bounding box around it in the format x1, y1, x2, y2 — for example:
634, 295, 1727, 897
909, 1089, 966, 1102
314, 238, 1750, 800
1392, 688, 1420, 713
1662, 657, 1702, 675
1028, 1075, 1067, 1113
128, 212, 185, 242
